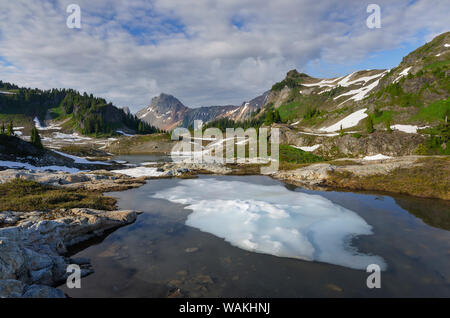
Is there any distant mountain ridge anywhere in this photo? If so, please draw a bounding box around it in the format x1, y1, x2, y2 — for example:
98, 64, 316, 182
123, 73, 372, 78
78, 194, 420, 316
136, 91, 269, 130
256, 31, 449, 131
138, 32, 449, 132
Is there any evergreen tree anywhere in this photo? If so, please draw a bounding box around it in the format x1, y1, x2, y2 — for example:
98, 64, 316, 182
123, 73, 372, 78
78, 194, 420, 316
265, 110, 275, 125
30, 127, 43, 149
30, 126, 36, 143
386, 120, 392, 132
0, 122, 5, 135
273, 109, 281, 123
366, 116, 374, 133
7, 121, 14, 136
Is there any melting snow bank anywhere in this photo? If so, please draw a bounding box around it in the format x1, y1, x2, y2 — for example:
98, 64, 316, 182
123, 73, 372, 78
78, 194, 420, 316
292, 144, 321, 152
390, 124, 429, 134
320, 108, 368, 132
52, 132, 91, 141
52, 150, 110, 165
116, 130, 134, 137
112, 166, 165, 178
363, 154, 392, 161
152, 179, 386, 270
298, 131, 339, 137
33, 117, 61, 131
0, 160, 80, 173
394, 67, 412, 83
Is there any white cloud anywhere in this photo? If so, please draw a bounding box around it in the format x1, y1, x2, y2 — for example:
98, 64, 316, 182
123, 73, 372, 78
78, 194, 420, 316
0, 0, 448, 112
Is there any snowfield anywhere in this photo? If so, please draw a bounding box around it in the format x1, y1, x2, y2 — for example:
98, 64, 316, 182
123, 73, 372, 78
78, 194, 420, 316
363, 154, 392, 161
112, 166, 165, 177
390, 124, 429, 134
303, 71, 387, 106
52, 150, 110, 165
334, 71, 388, 105
394, 67, 412, 83
301, 77, 344, 88
334, 79, 379, 102
0, 160, 80, 173
292, 144, 321, 152
53, 132, 92, 140
320, 108, 368, 132
302, 70, 386, 91
33, 117, 62, 131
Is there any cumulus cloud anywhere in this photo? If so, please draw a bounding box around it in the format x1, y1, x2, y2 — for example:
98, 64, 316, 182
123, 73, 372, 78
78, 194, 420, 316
0, 0, 448, 111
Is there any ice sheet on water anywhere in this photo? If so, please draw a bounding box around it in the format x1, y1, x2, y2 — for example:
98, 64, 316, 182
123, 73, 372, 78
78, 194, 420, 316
151, 178, 386, 270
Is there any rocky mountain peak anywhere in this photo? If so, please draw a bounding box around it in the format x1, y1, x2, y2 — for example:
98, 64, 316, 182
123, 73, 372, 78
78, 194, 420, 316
149, 93, 187, 112
136, 91, 268, 130
286, 69, 310, 79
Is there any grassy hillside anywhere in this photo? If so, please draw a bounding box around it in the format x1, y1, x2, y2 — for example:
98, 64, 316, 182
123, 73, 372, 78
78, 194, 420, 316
242, 32, 450, 131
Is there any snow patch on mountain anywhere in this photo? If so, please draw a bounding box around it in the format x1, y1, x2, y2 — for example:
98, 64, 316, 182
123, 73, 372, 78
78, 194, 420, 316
320, 109, 368, 132
390, 124, 429, 134
292, 144, 321, 152
394, 67, 412, 83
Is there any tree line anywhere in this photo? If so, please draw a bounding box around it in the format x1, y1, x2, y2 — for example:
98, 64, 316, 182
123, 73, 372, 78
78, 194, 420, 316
0, 81, 160, 136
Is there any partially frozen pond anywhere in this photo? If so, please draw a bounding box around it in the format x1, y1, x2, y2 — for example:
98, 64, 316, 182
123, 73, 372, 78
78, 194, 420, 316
60, 175, 450, 297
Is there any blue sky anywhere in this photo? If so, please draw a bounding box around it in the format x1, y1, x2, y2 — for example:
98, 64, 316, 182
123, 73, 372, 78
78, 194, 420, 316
0, 0, 448, 111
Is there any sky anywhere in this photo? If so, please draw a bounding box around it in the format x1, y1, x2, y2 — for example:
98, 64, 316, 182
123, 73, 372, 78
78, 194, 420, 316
0, 0, 449, 112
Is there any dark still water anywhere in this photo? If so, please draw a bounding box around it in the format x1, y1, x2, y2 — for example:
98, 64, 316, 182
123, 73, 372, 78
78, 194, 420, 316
60, 175, 450, 297
113, 154, 171, 164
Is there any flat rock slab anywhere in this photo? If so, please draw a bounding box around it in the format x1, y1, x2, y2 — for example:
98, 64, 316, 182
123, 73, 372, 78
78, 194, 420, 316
0, 208, 139, 298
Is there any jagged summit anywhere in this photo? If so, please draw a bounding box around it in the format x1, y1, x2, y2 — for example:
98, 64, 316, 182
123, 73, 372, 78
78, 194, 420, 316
286, 69, 310, 78
136, 92, 268, 130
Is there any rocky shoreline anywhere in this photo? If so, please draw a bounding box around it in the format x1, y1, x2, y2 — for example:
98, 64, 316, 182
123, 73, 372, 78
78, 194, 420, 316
0, 163, 231, 298
0, 169, 148, 298
271, 156, 422, 186
270, 156, 449, 200
0, 208, 140, 297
